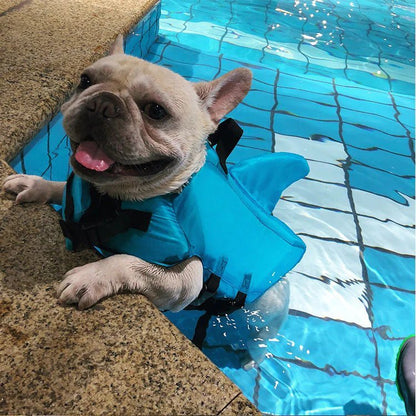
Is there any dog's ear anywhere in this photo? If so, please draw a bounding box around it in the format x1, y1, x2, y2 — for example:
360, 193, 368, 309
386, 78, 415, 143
194, 68, 252, 124
109, 34, 125, 55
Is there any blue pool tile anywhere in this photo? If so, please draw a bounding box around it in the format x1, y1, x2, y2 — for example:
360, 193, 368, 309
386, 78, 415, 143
365, 248, 415, 291
278, 95, 339, 122
337, 94, 394, 120
222, 364, 258, 405
189, 1, 233, 18
230, 124, 273, 151
345, 69, 392, 93
391, 79, 416, 96
243, 89, 275, 111
146, 44, 218, 80
148, 54, 217, 81
218, 41, 266, 65
125, 3, 161, 58
252, 360, 300, 414
371, 285, 415, 339
341, 107, 403, 137
16, 125, 50, 176
383, 378, 408, 416
155, 42, 198, 65
239, 124, 271, 142
248, 68, 277, 87
308, 67, 350, 84
278, 87, 336, 108
348, 146, 415, 177
274, 112, 341, 142
174, 32, 223, 53
263, 358, 385, 415
260, 56, 308, 78
374, 332, 407, 381
215, 57, 255, 75
232, 103, 271, 130
348, 163, 415, 204
189, 65, 220, 82
12, 114, 70, 181
181, 60, 220, 82
11, 155, 23, 174
397, 105, 416, 129
342, 124, 411, 156
278, 72, 334, 96
156, 42, 212, 67
268, 315, 379, 378
236, 137, 273, 153
335, 83, 393, 106
41, 135, 72, 182
227, 143, 270, 163
392, 93, 416, 112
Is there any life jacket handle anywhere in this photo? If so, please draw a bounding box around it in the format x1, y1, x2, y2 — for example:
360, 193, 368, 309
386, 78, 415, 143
208, 118, 243, 174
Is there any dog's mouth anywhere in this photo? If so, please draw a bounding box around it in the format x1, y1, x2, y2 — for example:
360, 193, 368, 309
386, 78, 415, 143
72, 141, 174, 177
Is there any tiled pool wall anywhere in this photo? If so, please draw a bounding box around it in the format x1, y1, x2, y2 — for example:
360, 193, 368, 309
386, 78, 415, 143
9, 0, 415, 415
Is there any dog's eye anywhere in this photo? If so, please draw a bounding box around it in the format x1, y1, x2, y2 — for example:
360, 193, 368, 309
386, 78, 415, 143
79, 74, 92, 90
143, 103, 168, 120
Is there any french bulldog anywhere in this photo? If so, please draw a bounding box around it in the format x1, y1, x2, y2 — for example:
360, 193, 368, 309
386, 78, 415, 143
3, 35, 290, 366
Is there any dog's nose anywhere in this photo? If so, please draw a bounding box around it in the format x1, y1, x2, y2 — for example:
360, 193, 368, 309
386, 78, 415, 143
86, 93, 122, 119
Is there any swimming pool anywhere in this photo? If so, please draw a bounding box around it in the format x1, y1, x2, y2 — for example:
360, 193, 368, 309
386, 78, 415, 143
11, 0, 415, 414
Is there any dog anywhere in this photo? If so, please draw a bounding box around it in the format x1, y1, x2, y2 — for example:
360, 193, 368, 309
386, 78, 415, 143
3, 35, 305, 366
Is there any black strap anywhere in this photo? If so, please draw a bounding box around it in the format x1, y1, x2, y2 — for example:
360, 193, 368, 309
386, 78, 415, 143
199, 273, 220, 298
60, 174, 152, 252
63, 172, 76, 220
192, 312, 213, 349
190, 290, 247, 349
189, 272, 248, 349
208, 118, 243, 173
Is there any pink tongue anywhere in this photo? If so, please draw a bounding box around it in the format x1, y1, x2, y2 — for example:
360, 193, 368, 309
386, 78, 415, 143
75, 141, 115, 172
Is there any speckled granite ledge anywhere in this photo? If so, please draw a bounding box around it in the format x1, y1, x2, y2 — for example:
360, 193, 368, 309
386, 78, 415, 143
0, 1, 259, 414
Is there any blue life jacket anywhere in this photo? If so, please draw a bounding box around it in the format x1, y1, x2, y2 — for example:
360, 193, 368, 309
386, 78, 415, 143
60, 120, 309, 307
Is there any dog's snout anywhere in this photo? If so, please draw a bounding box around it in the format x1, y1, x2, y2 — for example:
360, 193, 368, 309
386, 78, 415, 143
86, 92, 123, 119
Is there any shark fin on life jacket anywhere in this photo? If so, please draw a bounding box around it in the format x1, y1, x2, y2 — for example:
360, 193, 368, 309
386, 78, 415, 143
229, 152, 310, 213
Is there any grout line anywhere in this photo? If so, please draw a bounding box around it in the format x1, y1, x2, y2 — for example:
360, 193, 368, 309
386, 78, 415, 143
333, 77, 390, 414
216, 0, 234, 55
297, 15, 310, 74
273, 354, 396, 386
259, 0, 273, 64
389, 91, 415, 163
270, 68, 279, 152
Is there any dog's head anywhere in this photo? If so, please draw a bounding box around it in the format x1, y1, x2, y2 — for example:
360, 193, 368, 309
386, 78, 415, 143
62, 35, 252, 200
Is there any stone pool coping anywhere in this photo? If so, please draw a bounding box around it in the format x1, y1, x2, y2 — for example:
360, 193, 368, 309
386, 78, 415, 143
0, 1, 259, 414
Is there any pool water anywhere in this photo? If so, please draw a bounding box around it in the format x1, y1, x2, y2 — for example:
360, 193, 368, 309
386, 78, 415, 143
11, 0, 415, 415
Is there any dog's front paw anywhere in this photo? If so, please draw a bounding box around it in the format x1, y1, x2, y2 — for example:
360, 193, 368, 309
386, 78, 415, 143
3, 174, 52, 204
57, 259, 121, 310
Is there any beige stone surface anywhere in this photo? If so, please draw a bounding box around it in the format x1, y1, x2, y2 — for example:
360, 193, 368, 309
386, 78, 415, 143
0, 0, 260, 414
